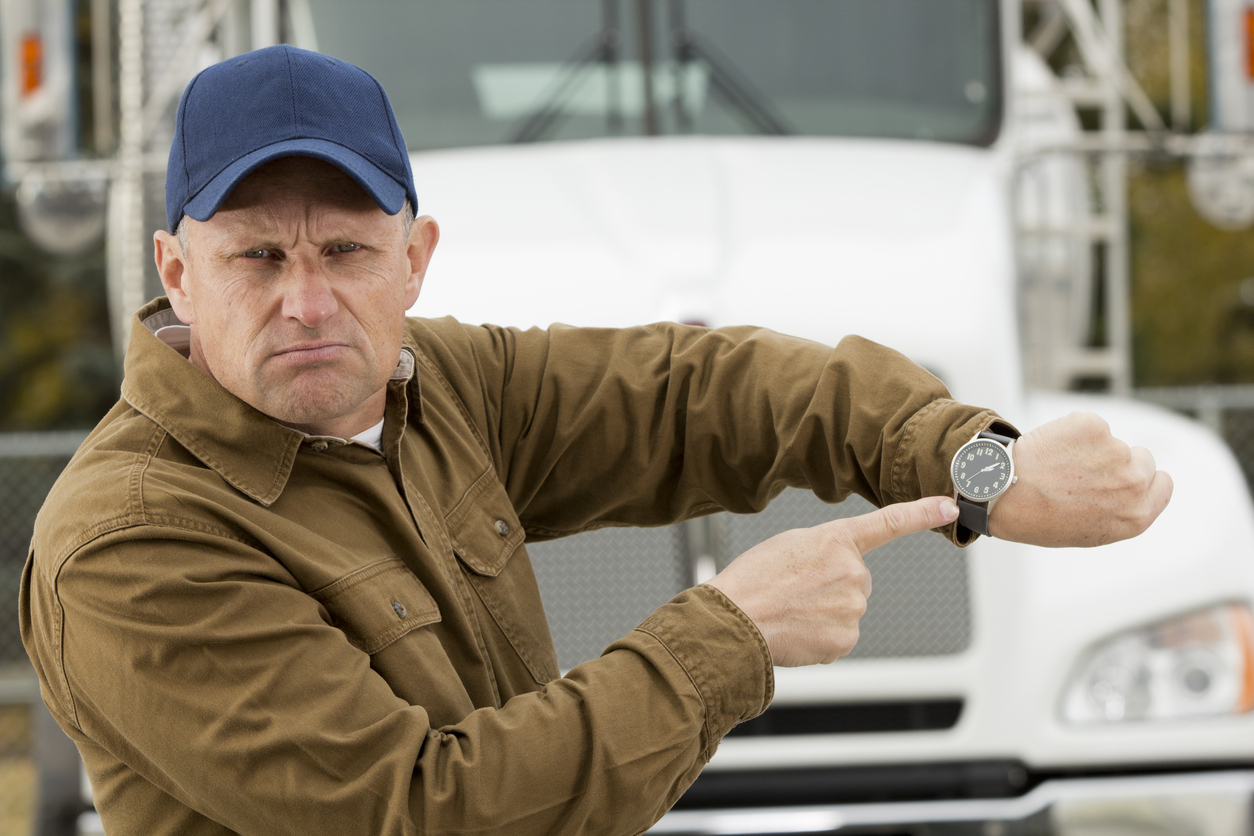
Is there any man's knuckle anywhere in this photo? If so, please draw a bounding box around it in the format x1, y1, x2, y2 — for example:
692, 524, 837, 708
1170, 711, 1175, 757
1078, 411, 1109, 433
1128, 473, 1148, 494
880, 505, 908, 534
839, 625, 860, 657
826, 554, 869, 592
1132, 502, 1157, 532
852, 595, 868, 619
852, 560, 871, 589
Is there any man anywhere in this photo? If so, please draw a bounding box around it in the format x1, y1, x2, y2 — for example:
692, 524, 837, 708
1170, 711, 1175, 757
21, 45, 1171, 835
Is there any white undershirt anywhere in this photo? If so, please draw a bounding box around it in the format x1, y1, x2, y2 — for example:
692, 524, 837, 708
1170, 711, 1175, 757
350, 419, 385, 451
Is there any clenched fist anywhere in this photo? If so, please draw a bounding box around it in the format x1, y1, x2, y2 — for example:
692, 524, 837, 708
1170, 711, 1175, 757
989, 411, 1173, 547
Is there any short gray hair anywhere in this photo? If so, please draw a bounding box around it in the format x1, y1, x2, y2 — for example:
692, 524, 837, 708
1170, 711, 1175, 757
174, 199, 415, 258
175, 215, 190, 258
399, 199, 415, 238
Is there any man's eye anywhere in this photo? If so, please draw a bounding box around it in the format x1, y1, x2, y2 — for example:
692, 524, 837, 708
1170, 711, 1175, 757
243, 249, 271, 259
334, 243, 361, 253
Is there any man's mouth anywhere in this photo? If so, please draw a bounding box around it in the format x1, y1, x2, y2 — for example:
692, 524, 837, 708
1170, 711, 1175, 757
273, 341, 351, 363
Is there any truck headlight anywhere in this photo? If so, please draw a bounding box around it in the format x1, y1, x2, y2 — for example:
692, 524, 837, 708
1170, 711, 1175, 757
1060, 603, 1254, 724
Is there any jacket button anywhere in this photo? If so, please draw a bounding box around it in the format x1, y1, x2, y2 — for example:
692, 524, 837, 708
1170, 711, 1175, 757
311, 440, 329, 452
391, 601, 407, 618
494, 519, 510, 538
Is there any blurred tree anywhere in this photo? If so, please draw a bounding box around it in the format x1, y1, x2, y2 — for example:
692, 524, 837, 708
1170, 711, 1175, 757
0, 188, 117, 432
1125, 0, 1254, 385
0, 0, 118, 432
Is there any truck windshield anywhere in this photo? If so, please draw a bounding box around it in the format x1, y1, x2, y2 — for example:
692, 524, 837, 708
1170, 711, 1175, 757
294, 0, 1001, 150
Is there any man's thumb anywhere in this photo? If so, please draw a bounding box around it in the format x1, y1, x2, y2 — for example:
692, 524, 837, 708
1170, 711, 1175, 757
841, 496, 959, 554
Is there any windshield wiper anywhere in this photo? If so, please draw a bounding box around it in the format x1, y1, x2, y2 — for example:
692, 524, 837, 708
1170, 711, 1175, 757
509, 0, 625, 143
667, 0, 792, 136
509, 0, 792, 142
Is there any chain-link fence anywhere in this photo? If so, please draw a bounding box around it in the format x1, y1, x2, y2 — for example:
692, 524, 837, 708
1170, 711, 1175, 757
0, 433, 86, 836
1136, 385, 1254, 493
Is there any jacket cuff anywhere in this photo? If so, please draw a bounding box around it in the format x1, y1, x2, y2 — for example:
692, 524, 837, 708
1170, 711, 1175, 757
629, 585, 774, 760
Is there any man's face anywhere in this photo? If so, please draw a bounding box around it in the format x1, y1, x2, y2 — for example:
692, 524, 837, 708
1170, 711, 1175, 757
155, 156, 438, 438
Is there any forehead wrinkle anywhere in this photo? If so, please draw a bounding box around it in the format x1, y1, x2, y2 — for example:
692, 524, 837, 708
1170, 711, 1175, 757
192, 205, 289, 259
216, 203, 287, 237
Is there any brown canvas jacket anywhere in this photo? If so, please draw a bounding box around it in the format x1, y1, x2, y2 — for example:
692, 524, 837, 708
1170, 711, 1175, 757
20, 297, 1001, 836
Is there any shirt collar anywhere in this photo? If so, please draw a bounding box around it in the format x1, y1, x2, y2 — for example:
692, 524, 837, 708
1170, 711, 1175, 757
121, 297, 417, 506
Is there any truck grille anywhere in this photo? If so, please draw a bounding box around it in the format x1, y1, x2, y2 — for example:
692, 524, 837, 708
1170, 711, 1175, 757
724, 699, 963, 737
723, 490, 972, 660
529, 488, 971, 671
529, 524, 691, 671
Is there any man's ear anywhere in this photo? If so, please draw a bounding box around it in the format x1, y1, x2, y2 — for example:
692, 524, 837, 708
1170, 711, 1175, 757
154, 229, 195, 325
404, 215, 440, 309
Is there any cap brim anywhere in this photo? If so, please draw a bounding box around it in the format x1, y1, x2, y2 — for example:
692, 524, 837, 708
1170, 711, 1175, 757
181, 138, 409, 224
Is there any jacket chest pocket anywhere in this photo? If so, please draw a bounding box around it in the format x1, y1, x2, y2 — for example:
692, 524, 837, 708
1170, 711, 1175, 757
311, 559, 440, 654
447, 469, 560, 684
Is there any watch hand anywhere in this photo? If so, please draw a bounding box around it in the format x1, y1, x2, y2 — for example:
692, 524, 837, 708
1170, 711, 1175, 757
977, 462, 1005, 474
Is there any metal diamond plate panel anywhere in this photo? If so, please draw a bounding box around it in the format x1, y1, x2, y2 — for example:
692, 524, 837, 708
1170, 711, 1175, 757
528, 526, 689, 672
530, 488, 971, 670
723, 489, 971, 658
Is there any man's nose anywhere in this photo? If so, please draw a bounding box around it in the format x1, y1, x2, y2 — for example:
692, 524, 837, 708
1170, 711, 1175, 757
281, 262, 338, 328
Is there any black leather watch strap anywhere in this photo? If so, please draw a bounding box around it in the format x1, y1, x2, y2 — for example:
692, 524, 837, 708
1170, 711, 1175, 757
957, 496, 991, 536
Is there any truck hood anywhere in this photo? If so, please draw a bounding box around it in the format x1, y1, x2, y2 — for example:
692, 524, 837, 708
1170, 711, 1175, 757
410, 136, 1020, 409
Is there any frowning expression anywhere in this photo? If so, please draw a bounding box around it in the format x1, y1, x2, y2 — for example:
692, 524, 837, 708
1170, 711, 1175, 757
156, 156, 438, 438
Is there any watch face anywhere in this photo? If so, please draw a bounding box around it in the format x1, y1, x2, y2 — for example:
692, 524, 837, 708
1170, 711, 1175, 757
952, 439, 1013, 501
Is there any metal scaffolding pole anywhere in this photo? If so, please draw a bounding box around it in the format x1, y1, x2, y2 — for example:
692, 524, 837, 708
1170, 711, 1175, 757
1020, 0, 1156, 393
1169, 0, 1192, 131
1099, 0, 1132, 395
107, 0, 146, 356
90, 0, 114, 154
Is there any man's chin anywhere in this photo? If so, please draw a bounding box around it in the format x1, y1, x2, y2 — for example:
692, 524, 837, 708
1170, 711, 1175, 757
247, 373, 386, 436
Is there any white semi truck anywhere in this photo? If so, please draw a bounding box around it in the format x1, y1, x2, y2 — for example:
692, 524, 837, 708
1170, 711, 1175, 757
10, 0, 1254, 834
311, 1, 1254, 833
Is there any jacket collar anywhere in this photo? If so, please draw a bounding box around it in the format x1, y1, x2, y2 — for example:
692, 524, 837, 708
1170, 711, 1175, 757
120, 298, 416, 507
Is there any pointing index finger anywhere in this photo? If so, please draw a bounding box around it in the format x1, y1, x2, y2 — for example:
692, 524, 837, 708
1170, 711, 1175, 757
837, 496, 960, 555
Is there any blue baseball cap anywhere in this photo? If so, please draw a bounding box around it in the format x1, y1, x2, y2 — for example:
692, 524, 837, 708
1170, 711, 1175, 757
165, 45, 419, 231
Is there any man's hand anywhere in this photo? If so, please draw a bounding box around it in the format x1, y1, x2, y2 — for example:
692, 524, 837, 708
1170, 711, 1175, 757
989, 411, 1173, 547
706, 496, 960, 667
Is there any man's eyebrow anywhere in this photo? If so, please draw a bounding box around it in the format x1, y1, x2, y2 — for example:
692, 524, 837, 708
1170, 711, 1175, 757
204, 213, 272, 242
214, 229, 283, 249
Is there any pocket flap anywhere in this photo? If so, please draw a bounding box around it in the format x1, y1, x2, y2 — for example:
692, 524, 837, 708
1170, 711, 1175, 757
311, 559, 440, 654
446, 470, 525, 577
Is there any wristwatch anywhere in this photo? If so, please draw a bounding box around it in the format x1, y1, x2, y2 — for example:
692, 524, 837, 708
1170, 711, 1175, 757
950, 428, 1019, 537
